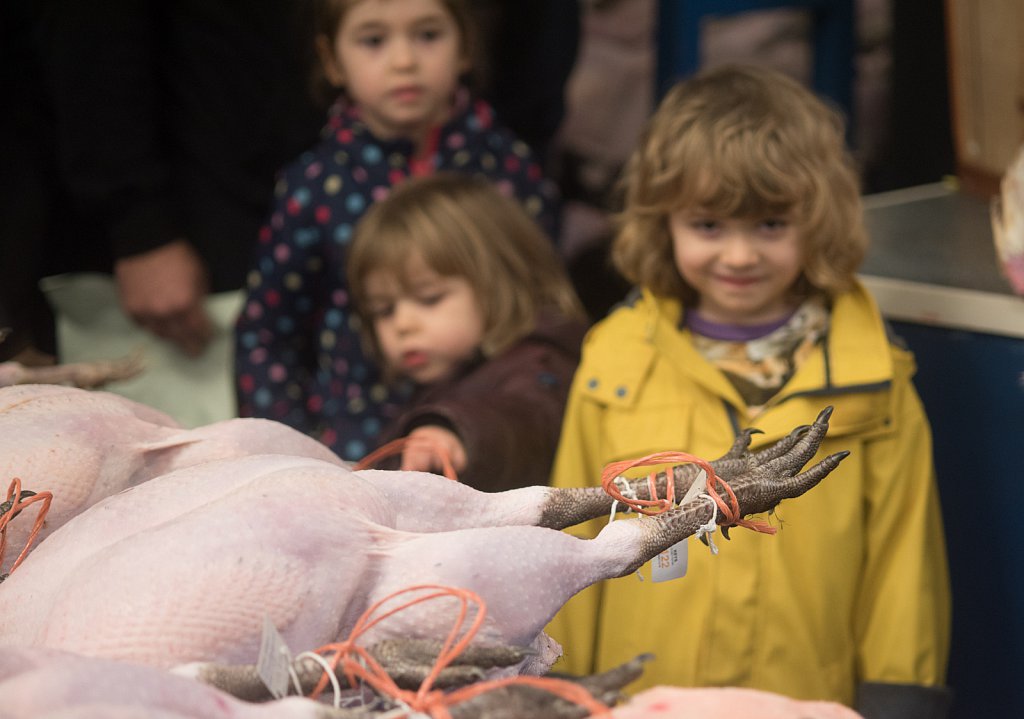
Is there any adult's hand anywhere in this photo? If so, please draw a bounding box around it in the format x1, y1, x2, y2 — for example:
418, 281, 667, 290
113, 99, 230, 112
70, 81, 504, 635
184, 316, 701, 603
114, 240, 213, 357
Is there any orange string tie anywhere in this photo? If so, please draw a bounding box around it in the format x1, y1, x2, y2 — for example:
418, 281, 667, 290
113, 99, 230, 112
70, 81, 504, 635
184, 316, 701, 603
0, 477, 54, 575
355, 437, 458, 482
599, 452, 776, 536
306, 584, 608, 717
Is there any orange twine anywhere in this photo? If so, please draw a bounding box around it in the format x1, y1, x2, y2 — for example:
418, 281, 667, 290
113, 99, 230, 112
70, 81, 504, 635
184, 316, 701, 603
355, 437, 459, 482
600, 452, 776, 535
0, 477, 53, 575
307, 584, 609, 717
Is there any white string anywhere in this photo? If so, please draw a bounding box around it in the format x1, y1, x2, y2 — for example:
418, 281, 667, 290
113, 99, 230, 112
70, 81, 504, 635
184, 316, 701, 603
694, 495, 720, 555
608, 475, 638, 524
294, 651, 343, 709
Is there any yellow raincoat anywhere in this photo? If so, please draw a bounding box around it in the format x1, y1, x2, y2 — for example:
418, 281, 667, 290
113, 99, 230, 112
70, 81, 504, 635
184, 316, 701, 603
547, 282, 950, 705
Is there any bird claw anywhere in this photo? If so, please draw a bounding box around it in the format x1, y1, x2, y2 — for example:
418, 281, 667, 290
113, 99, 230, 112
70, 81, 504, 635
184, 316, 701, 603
0, 490, 37, 520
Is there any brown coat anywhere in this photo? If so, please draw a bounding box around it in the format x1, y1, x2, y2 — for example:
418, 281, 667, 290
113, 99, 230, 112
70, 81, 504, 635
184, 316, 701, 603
380, 312, 587, 492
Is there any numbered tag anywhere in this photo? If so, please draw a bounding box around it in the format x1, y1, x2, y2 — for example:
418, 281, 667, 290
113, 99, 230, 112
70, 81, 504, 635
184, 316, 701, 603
257, 616, 293, 699
650, 469, 707, 583
652, 539, 688, 582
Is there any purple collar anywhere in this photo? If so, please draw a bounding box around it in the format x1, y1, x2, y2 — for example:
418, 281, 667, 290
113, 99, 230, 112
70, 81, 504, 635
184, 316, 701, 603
684, 309, 797, 342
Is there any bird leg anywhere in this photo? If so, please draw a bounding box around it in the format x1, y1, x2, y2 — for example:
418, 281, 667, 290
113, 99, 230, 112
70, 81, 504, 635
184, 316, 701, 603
536, 408, 835, 531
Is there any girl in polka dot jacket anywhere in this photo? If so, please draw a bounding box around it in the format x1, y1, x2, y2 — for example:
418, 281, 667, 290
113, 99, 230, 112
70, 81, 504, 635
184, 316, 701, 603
234, 0, 559, 459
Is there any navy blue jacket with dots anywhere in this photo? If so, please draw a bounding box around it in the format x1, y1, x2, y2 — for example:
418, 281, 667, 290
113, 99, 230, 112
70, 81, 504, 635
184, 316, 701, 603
235, 93, 560, 460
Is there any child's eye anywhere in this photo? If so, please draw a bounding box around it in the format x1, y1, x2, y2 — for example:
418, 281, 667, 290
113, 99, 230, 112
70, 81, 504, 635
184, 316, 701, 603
690, 219, 720, 234
366, 302, 394, 319
357, 34, 385, 49
415, 23, 446, 43
759, 218, 790, 234
418, 292, 446, 306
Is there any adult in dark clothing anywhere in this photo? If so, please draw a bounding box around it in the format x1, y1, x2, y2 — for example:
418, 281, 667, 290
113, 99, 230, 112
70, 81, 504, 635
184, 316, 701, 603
471, 0, 582, 163
0, 3, 58, 362
347, 174, 587, 491
20, 0, 324, 357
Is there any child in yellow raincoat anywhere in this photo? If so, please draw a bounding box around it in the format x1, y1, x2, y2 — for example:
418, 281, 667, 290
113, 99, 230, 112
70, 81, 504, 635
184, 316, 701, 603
547, 65, 952, 719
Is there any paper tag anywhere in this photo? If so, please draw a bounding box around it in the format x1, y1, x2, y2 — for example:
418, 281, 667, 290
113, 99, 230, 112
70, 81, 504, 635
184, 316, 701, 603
650, 469, 706, 583
679, 468, 707, 505
257, 616, 293, 699
652, 539, 688, 582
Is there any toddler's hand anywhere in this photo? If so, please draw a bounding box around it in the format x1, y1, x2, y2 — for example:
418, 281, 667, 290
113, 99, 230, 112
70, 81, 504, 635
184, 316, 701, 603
401, 426, 467, 476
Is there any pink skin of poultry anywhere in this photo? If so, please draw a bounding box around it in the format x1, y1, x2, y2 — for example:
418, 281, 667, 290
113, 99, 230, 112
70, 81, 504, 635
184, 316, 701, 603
0, 408, 844, 679
0, 646, 863, 719
0, 646, 337, 719
0, 384, 344, 559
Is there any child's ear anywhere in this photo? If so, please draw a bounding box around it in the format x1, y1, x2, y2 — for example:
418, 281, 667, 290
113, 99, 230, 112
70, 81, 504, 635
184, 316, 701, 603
315, 35, 346, 87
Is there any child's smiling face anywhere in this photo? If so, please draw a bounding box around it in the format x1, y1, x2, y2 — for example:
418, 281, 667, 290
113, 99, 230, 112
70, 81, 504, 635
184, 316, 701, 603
320, 0, 468, 147
669, 209, 804, 326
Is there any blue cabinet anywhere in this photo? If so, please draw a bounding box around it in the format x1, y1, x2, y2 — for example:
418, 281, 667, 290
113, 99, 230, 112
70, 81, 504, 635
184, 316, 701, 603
862, 185, 1024, 717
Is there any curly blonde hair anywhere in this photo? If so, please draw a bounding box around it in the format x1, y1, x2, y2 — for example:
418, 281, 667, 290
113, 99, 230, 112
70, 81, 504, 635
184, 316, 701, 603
348, 173, 584, 366
612, 64, 867, 306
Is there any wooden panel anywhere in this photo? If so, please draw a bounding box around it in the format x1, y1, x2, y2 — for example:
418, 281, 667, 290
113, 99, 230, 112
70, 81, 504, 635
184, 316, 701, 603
946, 0, 1024, 195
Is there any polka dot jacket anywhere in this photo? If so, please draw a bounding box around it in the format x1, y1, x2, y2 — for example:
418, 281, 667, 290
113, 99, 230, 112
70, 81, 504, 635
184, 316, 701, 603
234, 93, 561, 460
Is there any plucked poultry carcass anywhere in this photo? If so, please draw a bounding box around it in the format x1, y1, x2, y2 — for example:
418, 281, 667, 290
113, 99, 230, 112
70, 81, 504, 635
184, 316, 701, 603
0, 645, 340, 719
0, 384, 343, 562
0, 347, 144, 389
0, 645, 861, 719
992, 142, 1024, 294
0, 405, 846, 685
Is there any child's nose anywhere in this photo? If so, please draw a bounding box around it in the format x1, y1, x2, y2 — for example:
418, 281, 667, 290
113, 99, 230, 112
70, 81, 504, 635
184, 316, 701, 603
721, 236, 759, 266
390, 37, 416, 69
393, 301, 419, 331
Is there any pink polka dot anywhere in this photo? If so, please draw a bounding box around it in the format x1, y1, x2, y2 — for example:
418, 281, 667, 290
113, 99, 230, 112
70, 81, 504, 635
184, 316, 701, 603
285, 197, 301, 215
447, 133, 466, 149
271, 213, 285, 230
320, 428, 337, 446
475, 101, 492, 127
307, 395, 324, 412
504, 155, 521, 173
273, 244, 291, 262
337, 129, 353, 143
332, 289, 349, 306
372, 185, 390, 202
249, 347, 268, 364
353, 166, 368, 183
315, 205, 332, 224
268, 363, 287, 382
389, 169, 405, 185
305, 161, 323, 179
245, 302, 263, 320
238, 375, 255, 393
496, 179, 514, 197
